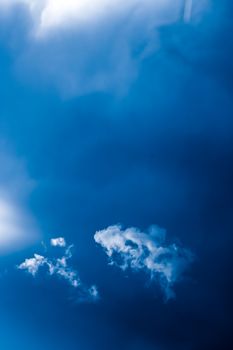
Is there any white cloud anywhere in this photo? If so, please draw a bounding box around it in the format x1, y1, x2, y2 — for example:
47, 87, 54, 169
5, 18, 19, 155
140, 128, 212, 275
0, 0, 209, 96
94, 224, 193, 299
18, 253, 46, 276
0, 142, 39, 254
50, 237, 66, 247
18, 237, 99, 302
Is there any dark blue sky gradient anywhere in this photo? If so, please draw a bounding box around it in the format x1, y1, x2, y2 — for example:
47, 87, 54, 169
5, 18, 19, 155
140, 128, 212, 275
0, 1, 233, 349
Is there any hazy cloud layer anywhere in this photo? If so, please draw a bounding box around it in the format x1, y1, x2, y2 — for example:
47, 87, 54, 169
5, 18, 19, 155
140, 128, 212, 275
94, 224, 193, 299
18, 237, 99, 302
0, 0, 207, 35
0, 0, 209, 96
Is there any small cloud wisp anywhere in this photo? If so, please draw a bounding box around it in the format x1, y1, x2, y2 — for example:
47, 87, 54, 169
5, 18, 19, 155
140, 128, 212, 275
94, 224, 193, 299
18, 237, 99, 302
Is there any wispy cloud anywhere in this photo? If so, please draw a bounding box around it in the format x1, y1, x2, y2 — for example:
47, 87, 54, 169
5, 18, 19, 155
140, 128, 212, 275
18, 237, 99, 302
94, 224, 193, 300
18, 253, 46, 276
0, 0, 209, 97
183, 0, 193, 22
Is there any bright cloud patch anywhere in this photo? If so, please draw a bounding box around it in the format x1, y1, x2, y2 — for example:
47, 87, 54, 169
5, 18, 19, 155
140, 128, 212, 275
0, 0, 208, 96
94, 224, 193, 299
18, 253, 45, 276
18, 237, 99, 302
0, 142, 39, 254
50, 237, 66, 247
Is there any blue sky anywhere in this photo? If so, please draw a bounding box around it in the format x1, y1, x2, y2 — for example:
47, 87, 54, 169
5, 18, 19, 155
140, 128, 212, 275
0, 1, 233, 349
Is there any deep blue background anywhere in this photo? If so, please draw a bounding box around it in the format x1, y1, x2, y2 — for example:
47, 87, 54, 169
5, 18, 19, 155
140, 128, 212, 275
0, 1, 233, 349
